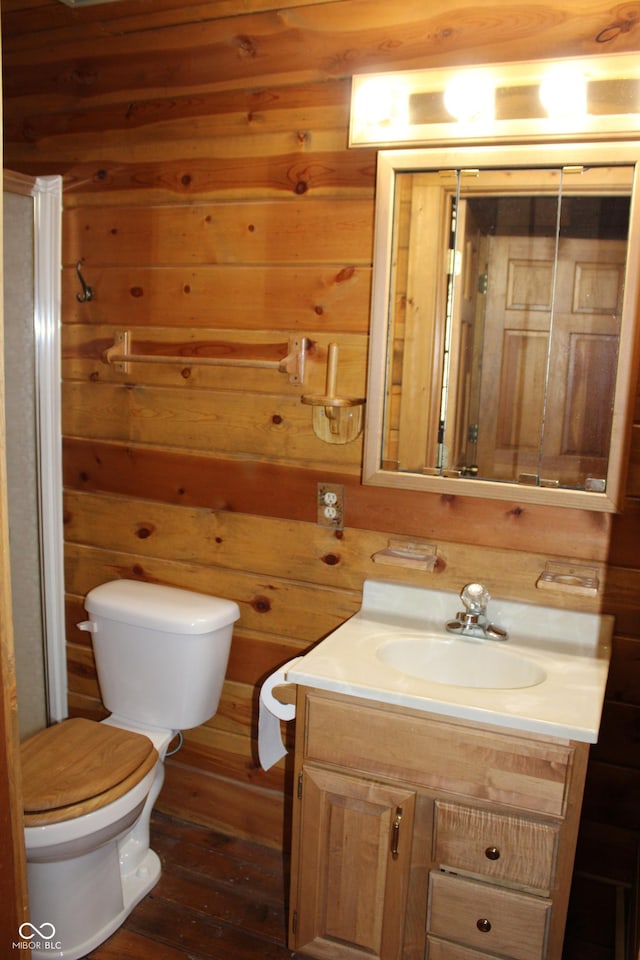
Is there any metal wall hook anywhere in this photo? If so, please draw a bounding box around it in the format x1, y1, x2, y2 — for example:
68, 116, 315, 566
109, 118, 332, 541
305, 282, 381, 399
75, 260, 94, 302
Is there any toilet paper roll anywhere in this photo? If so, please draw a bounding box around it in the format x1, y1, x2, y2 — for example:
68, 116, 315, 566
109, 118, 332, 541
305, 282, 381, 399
258, 658, 301, 771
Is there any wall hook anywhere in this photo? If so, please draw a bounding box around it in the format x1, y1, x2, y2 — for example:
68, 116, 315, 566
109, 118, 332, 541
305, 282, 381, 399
75, 260, 94, 302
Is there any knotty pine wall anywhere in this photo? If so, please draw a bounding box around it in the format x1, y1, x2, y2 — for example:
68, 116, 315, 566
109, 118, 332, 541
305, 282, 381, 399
2, 2, 640, 889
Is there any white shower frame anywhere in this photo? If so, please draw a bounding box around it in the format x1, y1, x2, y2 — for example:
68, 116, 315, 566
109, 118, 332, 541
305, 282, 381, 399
33, 174, 67, 722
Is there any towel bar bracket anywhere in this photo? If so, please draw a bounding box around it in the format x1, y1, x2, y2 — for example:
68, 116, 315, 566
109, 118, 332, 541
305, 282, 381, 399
103, 329, 130, 373
102, 330, 307, 384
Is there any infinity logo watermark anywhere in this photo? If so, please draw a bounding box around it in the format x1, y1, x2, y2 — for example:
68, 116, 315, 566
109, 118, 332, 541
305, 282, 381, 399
13, 922, 62, 951
18, 924, 56, 940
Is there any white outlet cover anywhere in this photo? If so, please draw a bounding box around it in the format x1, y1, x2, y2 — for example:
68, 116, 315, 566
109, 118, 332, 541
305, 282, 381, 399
317, 482, 344, 529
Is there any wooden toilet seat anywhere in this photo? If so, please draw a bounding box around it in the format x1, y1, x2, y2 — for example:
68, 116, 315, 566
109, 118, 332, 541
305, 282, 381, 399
21, 717, 158, 827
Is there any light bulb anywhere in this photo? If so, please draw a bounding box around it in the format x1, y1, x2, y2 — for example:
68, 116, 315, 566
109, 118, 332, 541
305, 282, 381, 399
443, 71, 495, 123
353, 77, 409, 133
539, 63, 587, 119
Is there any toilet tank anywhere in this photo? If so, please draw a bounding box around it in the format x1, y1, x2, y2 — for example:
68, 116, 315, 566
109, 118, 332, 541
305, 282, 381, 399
80, 580, 240, 730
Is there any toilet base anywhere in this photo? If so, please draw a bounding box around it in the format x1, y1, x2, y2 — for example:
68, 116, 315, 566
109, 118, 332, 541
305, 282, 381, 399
26, 848, 161, 960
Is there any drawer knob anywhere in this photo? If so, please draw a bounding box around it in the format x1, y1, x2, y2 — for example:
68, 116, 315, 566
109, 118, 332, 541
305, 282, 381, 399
477, 918, 492, 933
485, 846, 501, 860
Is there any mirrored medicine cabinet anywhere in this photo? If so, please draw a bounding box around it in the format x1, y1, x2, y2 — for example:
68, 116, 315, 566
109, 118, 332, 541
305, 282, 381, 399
363, 141, 640, 511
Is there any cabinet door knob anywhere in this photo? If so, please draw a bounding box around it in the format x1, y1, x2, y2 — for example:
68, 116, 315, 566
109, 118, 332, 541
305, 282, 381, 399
485, 846, 501, 860
476, 918, 492, 933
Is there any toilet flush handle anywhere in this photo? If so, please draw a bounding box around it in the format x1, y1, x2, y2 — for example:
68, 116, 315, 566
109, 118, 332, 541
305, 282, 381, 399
77, 620, 96, 634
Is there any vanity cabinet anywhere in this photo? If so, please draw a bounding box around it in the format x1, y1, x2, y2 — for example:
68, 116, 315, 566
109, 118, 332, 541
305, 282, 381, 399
288, 688, 589, 960
291, 765, 416, 959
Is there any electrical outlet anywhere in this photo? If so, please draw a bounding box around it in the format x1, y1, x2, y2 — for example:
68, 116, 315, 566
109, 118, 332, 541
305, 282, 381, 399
317, 482, 345, 529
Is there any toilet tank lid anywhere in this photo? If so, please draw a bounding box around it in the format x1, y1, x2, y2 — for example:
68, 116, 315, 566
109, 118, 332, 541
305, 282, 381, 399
84, 580, 240, 634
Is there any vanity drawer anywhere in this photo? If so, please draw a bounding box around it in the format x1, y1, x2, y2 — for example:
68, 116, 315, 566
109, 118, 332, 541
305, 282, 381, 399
433, 801, 559, 894
428, 871, 550, 960
304, 691, 573, 816
427, 937, 499, 960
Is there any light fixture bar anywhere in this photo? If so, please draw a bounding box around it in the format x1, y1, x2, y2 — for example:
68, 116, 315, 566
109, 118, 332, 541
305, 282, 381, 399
350, 53, 640, 148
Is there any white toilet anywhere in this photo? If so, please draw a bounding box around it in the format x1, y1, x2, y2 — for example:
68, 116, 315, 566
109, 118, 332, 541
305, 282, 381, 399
20, 579, 240, 960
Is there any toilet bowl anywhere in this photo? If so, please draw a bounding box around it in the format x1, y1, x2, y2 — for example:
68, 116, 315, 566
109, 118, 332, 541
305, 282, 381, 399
20, 580, 240, 960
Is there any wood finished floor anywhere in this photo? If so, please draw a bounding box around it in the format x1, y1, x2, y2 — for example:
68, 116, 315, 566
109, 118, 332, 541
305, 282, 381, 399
86, 812, 294, 960
85, 811, 619, 960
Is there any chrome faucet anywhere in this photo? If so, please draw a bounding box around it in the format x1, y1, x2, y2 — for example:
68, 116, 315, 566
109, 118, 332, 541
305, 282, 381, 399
446, 583, 508, 641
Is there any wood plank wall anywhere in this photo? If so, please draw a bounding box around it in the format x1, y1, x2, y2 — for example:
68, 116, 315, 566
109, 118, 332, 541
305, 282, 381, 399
2, 1, 640, 887
0, 70, 29, 939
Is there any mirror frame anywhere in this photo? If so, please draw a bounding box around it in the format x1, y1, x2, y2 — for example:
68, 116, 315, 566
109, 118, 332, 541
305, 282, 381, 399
363, 140, 640, 511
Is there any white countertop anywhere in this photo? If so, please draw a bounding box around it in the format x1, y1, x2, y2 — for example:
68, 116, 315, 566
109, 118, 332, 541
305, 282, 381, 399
287, 580, 613, 743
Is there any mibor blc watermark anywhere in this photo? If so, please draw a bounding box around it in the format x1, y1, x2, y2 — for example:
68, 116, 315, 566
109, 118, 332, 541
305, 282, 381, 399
13, 922, 62, 951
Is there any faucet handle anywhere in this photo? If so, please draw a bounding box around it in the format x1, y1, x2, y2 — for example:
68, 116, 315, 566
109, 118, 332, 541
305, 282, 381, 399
460, 583, 490, 614
447, 583, 508, 641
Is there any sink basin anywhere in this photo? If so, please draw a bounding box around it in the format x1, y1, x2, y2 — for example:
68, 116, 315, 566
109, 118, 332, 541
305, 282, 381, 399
287, 580, 613, 740
376, 635, 547, 689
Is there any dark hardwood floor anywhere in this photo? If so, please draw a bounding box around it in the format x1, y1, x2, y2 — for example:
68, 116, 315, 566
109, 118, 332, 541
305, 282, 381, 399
85, 811, 626, 960
87, 812, 294, 960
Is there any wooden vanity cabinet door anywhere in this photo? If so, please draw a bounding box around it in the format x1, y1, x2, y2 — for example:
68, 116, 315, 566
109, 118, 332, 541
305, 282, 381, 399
291, 764, 416, 960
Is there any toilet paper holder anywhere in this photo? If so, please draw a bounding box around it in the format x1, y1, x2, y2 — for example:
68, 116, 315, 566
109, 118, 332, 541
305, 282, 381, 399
258, 658, 301, 770
271, 683, 296, 706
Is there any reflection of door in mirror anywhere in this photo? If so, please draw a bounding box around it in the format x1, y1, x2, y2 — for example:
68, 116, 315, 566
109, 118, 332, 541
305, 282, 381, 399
471, 232, 625, 485
443, 166, 631, 491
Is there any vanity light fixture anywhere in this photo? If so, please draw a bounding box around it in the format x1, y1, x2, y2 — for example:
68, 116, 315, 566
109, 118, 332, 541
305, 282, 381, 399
349, 52, 640, 147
